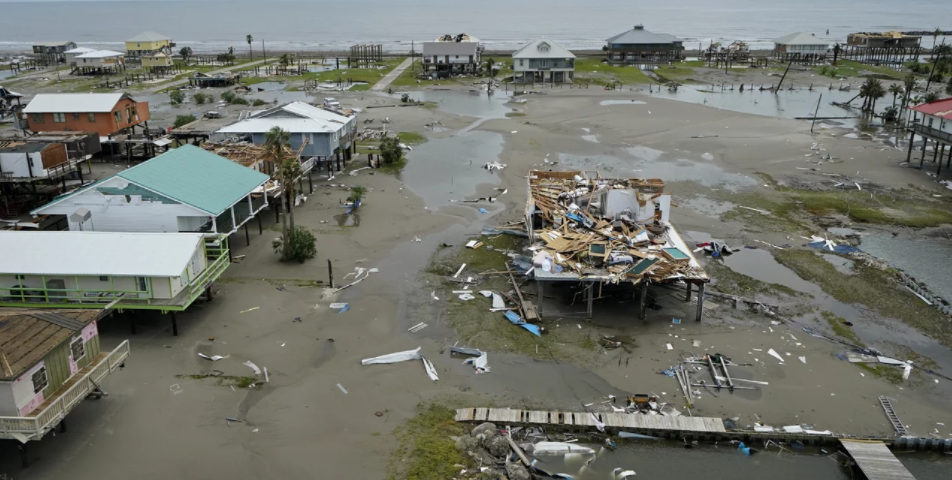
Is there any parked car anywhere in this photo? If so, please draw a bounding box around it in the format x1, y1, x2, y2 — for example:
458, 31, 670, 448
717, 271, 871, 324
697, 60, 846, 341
323, 97, 340, 109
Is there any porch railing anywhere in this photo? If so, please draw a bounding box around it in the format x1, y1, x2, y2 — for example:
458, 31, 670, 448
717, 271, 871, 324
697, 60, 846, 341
911, 123, 952, 144
0, 340, 130, 441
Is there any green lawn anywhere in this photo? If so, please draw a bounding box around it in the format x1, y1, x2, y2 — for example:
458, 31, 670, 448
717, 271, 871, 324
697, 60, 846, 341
813, 60, 907, 80
234, 57, 407, 87
574, 58, 652, 85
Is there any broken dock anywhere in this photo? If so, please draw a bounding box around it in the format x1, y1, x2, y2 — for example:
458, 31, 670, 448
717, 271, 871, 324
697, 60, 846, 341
840, 440, 917, 480
455, 408, 726, 434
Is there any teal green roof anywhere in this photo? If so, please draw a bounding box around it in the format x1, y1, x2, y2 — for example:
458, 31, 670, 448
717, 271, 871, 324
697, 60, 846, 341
116, 145, 268, 215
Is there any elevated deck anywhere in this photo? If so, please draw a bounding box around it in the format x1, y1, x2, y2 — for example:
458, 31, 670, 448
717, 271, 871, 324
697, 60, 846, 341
840, 440, 917, 480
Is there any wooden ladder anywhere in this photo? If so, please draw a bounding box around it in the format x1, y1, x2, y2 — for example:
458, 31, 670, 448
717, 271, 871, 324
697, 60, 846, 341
878, 396, 908, 436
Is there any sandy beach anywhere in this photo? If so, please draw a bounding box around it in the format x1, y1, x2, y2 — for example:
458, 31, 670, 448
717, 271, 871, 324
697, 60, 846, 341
2, 57, 952, 478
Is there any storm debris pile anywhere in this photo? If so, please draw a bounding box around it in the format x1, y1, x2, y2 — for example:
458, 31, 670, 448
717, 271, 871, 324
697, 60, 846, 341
524, 171, 708, 285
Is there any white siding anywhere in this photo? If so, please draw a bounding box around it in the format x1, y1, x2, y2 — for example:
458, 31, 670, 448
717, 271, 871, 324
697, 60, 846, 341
0, 382, 17, 416
0, 273, 182, 300
0, 151, 48, 178
12, 361, 45, 416
924, 113, 952, 134
34, 176, 210, 233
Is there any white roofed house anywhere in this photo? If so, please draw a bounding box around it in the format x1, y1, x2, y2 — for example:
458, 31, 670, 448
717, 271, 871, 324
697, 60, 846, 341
217, 101, 358, 166
63, 47, 96, 68
773, 32, 831, 63
72, 50, 126, 75
421, 33, 483, 77
0, 230, 229, 335
513, 38, 576, 84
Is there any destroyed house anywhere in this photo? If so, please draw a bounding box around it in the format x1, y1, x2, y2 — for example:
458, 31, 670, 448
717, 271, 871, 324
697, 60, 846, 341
525, 171, 709, 321
0, 309, 130, 446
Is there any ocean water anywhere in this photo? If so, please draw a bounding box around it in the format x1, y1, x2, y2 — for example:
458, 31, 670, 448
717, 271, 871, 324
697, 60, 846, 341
0, 0, 949, 54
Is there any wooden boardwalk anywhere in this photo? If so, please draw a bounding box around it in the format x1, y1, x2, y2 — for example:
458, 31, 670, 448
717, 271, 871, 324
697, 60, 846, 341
841, 440, 917, 480
455, 408, 725, 433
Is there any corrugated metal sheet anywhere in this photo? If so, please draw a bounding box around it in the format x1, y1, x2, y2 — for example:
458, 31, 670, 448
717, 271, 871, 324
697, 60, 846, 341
127, 31, 169, 42
75, 50, 124, 59
117, 145, 268, 215
0, 231, 203, 276
23, 93, 125, 113
606, 26, 676, 45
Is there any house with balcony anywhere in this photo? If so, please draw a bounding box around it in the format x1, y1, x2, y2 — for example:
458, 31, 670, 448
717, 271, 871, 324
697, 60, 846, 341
0, 308, 129, 462
0, 230, 230, 338
905, 97, 952, 176
141, 52, 173, 72
217, 101, 357, 161
31, 42, 77, 63
605, 25, 684, 65
72, 50, 125, 75
23, 93, 150, 137
421, 33, 483, 77
773, 32, 830, 63
513, 38, 576, 83
30, 145, 269, 238
125, 31, 173, 59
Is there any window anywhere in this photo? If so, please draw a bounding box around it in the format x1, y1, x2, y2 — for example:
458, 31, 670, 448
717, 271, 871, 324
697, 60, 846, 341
71, 337, 86, 362
136, 277, 147, 292
88, 112, 96, 122
72, 113, 81, 120
29, 113, 44, 123
127, 107, 132, 123
32, 367, 48, 394
114, 111, 122, 124
519, 59, 524, 66
15, 274, 25, 280
99, 276, 109, 281
53, 113, 66, 123
455, 55, 459, 59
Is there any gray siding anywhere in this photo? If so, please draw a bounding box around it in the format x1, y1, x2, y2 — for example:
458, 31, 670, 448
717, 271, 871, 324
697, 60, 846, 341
0, 382, 17, 416
251, 132, 338, 157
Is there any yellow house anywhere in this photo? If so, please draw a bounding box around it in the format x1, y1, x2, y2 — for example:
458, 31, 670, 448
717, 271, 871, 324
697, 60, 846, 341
125, 31, 172, 56
142, 52, 173, 68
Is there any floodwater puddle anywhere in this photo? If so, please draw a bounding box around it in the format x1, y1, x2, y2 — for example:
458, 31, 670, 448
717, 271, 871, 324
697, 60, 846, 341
250, 81, 287, 92
625, 146, 664, 162
723, 248, 818, 294
648, 86, 865, 127
679, 196, 736, 217
861, 234, 952, 302
635, 157, 757, 191
333, 213, 360, 227
400, 130, 504, 208
821, 254, 854, 275
600, 99, 647, 106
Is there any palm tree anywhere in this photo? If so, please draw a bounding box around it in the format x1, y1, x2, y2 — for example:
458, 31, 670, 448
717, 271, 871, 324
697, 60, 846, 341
933, 28, 942, 61
279, 53, 292, 67
265, 126, 291, 248
923, 91, 940, 104
484, 57, 494, 77
901, 74, 917, 111
832, 43, 841, 66
888, 83, 903, 108
179, 46, 192, 65
276, 156, 302, 234
859, 78, 886, 113
246, 35, 254, 61
946, 77, 952, 96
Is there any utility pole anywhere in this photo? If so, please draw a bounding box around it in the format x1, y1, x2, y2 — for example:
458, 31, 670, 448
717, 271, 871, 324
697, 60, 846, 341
811, 94, 822, 133
262, 39, 267, 62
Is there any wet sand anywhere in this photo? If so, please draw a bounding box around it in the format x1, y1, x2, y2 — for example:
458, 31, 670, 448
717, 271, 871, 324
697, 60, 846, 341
2, 85, 951, 479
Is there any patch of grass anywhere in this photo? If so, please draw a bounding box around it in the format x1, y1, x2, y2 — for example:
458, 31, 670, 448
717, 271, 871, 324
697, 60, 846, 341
775, 249, 952, 349
857, 363, 905, 384
377, 156, 408, 175
397, 131, 427, 145
350, 83, 371, 91
653, 64, 700, 83
505, 112, 527, 117
704, 260, 800, 297
574, 58, 652, 85
821, 311, 863, 346
720, 173, 952, 229
388, 404, 472, 480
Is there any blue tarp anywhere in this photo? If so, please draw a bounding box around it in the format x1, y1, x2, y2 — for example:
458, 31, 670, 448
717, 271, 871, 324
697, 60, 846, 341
503, 310, 541, 337
807, 241, 861, 254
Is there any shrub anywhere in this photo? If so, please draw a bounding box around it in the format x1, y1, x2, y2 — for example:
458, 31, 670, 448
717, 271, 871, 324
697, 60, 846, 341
173, 115, 195, 128
380, 136, 404, 165
252, 99, 267, 106
275, 226, 317, 263
193, 92, 208, 105
169, 89, 185, 105
221, 91, 236, 103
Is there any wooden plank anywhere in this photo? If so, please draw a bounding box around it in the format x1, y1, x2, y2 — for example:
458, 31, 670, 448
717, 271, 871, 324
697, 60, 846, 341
474, 408, 489, 422
841, 440, 916, 480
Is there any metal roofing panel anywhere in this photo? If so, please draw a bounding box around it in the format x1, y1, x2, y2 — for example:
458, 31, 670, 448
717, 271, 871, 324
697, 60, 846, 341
23, 93, 125, 113
606, 26, 675, 45
75, 50, 125, 59
64, 47, 97, 54
116, 145, 269, 215
910, 98, 952, 117
512, 39, 576, 59
0, 231, 204, 277
218, 118, 341, 134
127, 31, 170, 42
774, 32, 831, 46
